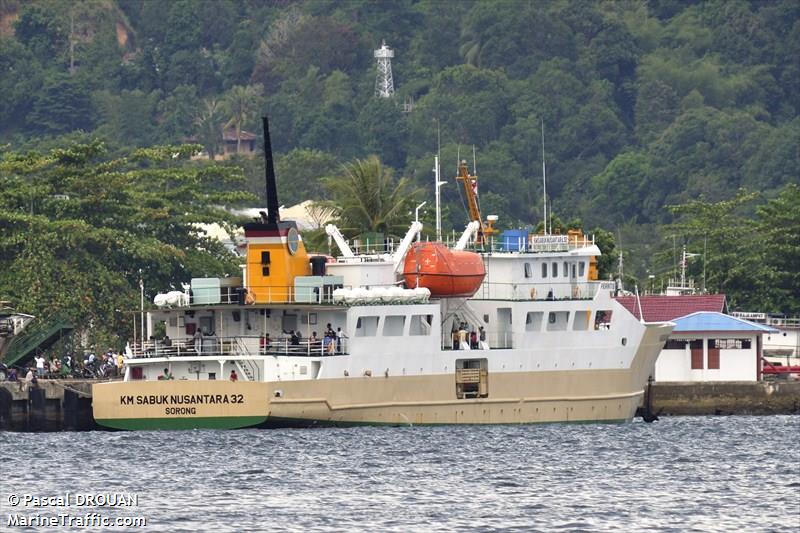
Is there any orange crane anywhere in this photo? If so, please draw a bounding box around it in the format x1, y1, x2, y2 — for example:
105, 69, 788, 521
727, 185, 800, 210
455, 160, 497, 246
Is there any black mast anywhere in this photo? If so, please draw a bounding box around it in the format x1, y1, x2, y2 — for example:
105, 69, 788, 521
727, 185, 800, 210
262, 116, 280, 225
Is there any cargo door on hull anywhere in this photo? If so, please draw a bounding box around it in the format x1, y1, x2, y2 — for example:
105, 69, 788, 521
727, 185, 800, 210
455, 358, 488, 399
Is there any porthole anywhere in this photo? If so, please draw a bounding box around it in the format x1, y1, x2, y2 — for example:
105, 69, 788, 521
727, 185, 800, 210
621, 337, 627, 346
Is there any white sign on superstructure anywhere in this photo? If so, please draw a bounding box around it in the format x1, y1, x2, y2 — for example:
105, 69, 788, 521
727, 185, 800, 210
530, 235, 569, 252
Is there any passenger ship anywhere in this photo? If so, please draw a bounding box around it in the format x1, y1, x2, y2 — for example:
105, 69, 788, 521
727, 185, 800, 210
92, 119, 674, 430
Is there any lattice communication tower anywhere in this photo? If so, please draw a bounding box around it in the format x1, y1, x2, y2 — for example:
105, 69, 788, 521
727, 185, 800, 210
374, 41, 395, 98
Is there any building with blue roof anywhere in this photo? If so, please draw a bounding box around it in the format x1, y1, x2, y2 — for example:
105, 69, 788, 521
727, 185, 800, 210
656, 312, 779, 382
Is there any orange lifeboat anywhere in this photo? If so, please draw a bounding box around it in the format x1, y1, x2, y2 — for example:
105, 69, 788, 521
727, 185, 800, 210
402, 242, 485, 298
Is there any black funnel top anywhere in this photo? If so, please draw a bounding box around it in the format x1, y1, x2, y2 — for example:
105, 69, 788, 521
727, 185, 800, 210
263, 116, 280, 225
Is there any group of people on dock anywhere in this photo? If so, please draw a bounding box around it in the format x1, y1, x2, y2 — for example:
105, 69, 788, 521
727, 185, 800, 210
11, 349, 124, 391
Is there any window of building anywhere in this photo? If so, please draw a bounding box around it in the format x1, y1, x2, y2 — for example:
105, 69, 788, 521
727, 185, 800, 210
665, 339, 689, 350
383, 315, 406, 336
713, 338, 751, 349
525, 312, 543, 332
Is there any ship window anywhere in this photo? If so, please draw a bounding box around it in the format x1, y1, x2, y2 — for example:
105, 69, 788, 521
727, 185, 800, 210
262, 266, 270, 276
571, 264, 577, 278
546, 311, 569, 331
524, 263, 532, 278
573, 310, 591, 330
552, 262, 558, 277
483, 314, 489, 323
594, 310, 612, 330
355, 316, 379, 337
579, 262, 586, 277
410, 314, 433, 336
541, 263, 547, 278
261, 251, 271, 264
525, 312, 543, 332
563, 262, 568, 277
383, 315, 406, 336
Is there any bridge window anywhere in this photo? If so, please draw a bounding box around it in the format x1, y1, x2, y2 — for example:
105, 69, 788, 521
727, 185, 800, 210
355, 316, 379, 337
409, 314, 433, 336
541, 262, 547, 278
524, 263, 532, 278
552, 262, 558, 277
383, 315, 406, 336
594, 310, 613, 330
525, 312, 543, 332
579, 262, 586, 277
573, 310, 591, 330
546, 311, 569, 331
563, 262, 568, 277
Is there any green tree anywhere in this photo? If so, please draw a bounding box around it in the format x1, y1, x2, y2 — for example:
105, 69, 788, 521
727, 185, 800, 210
322, 155, 423, 238
0, 140, 255, 345
222, 84, 264, 154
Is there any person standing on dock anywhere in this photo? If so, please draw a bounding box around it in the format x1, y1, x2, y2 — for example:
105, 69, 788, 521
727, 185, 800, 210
35, 355, 45, 378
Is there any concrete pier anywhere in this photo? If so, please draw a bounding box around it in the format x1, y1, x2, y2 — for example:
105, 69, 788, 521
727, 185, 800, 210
651, 381, 800, 416
0, 380, 98, 431
0, 379, 798, 431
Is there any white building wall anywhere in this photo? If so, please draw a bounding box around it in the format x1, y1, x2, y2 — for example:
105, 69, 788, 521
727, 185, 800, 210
655, 333, 759, 382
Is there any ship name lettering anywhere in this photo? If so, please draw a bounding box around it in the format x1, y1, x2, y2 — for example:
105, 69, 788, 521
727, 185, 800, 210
120, 395, 134, 405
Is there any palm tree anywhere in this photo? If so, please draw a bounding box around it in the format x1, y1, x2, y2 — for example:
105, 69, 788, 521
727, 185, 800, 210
222, 84, 263, 154
322, 156, 424, 238
193, 98, 223, 159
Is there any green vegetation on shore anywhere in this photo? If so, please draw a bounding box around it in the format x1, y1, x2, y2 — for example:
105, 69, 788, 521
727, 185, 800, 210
0, 0, 798, 343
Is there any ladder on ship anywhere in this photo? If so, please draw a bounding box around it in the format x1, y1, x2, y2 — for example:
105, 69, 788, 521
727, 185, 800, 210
230, 337, 259, 382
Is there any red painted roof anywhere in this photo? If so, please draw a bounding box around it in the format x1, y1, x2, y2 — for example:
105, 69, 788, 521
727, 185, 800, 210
615, 294, 727, 322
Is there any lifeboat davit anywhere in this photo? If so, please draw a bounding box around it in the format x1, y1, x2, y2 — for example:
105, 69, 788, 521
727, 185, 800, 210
402, 242, 485, 298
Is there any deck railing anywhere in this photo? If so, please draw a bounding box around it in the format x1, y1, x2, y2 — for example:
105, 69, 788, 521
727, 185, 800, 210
129, 335, 348, 359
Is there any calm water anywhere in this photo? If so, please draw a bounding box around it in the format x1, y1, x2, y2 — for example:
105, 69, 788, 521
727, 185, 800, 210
1, 416, 797, 532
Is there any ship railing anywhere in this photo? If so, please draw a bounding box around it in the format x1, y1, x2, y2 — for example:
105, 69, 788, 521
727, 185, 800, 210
264, 336, 348, 357
128, 335, 350, 359
474, 281, 604, 301
441, 331, 513, 351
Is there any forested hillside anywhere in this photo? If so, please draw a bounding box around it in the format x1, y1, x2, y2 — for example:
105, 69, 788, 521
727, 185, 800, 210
0, 0, 798, 342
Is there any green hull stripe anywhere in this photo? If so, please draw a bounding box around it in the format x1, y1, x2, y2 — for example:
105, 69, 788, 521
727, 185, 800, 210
95, 416, 266, 431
